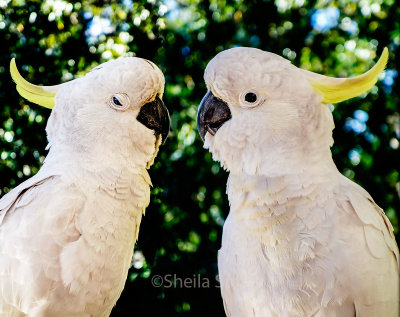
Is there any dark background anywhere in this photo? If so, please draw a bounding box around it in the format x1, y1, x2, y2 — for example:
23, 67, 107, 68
0, 0, 399, 315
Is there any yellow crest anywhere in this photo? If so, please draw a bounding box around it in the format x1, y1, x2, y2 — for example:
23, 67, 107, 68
10, 58, 60, 109
305, 48, 388, 104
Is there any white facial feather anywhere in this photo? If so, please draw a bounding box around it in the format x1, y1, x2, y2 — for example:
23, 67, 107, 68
46, 57, 165, 169
203, 47, 334, 176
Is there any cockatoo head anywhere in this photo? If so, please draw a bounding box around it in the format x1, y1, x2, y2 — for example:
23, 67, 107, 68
197, 47, 387, 176
11, 57, 170, 169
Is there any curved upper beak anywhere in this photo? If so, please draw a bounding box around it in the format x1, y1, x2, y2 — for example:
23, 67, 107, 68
197, 90, 232, 142
137, 96, 170, 144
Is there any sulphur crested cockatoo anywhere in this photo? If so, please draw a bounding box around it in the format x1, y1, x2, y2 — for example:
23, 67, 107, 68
197, 47, 399, 317
0, 57, 169, 316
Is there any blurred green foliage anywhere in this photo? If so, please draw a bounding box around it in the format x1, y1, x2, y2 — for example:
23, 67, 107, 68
0, 0, 399, 316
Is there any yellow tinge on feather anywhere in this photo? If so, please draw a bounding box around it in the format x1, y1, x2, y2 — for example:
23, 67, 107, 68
309, 47, 388, 104
10, 58, 58, 109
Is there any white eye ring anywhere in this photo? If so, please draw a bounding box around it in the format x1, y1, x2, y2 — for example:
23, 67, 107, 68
239, 90, 264, 108
109, 93, 130, 111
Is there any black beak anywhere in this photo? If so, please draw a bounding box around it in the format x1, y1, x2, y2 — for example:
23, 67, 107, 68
197, 90, 232, 141
137, 96, 170, 144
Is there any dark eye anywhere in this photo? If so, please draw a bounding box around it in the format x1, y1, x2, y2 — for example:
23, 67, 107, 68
245, 92, 257, 103
109, 93, 130, 111
113, 96, 122, 106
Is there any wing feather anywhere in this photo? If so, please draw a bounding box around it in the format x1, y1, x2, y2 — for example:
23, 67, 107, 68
0, 173, 57, 226
340, 176, 399, 316
343, 177, 399, 267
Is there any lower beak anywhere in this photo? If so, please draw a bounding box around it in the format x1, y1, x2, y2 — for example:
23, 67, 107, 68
197, 91, 232, 141
137, 96, 170, 144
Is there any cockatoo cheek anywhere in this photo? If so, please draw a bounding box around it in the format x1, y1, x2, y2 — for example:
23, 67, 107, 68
203, 119, 239, 171
203, 116, 230, 150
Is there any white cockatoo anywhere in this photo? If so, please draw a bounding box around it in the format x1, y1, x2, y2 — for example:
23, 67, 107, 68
197, 47, 399, 317
0, 57, 169, 316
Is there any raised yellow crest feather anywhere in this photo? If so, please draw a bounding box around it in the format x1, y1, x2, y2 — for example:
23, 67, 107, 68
309, 48, 388, 104
10, 58, 58, 109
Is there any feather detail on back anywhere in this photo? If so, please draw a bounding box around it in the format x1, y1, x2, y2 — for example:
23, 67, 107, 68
0, 165, 151, 316
342, 175, 399, 266
0, 173, 57, 225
